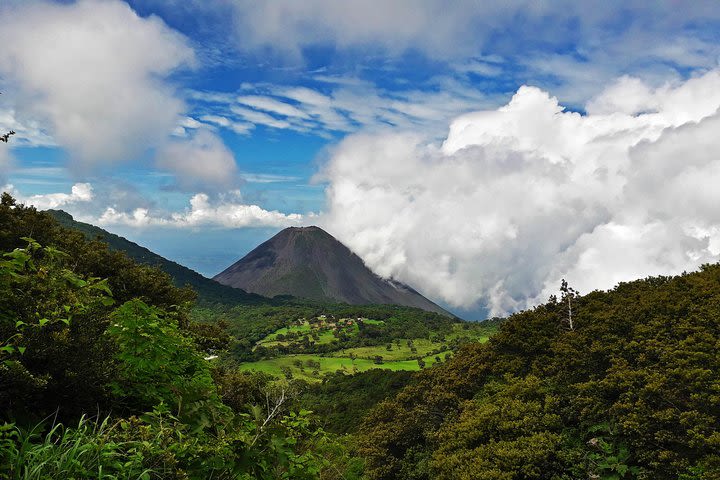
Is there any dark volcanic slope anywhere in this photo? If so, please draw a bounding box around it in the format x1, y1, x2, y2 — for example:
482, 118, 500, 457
213, 226, 451, 316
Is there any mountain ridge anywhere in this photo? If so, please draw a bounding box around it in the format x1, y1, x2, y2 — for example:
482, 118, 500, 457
47, 209, 268, 306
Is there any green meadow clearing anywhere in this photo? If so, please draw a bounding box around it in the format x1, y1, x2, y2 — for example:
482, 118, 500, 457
236, 350, 452, 382
237, 316, 497, 381
329, 338, 444, 361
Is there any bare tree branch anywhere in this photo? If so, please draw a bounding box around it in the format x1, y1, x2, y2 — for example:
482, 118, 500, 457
0, 131, 14, 143
251, 388, 287, 446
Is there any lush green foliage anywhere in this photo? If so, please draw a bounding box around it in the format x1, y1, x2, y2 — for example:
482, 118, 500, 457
0, 416, 151, 480
107, 300, 227, 430
299, 370, 414, 434
0, 195, 363, 479
193, 302, 465, 363
0, 236, 117, 419
0, 404, 360, 480
358, 268, 720, 479
217, 307, 495, 384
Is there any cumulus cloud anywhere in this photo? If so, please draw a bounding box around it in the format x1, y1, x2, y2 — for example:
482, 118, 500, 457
98, 192, 305, 229
0, 0, 194, 165
3, 183, 94, 210
319, 69, 720, 315
156, 129, 239, 190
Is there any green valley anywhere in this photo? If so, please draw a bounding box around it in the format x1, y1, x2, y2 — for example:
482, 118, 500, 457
211, 307, 498, 382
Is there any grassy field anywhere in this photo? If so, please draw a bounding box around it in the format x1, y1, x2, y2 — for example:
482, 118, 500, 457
237, 351, 450, 382
238, 318, 499, 381
362, 319, 385, 325
328, 338, 445, 361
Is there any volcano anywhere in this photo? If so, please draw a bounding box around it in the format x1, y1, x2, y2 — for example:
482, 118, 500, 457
213, 226, 451, 316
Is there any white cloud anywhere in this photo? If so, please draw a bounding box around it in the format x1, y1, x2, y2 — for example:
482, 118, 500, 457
453, 59, 504, 77
98, 192, 305, 229
226, 0, 488, 59
198, 115, 253, 135
240, 173, 301, 184
237, 95, 310, 119
140, 1, 720, 111
3, 183, 94, 210
172, 116, 210, 136
0, 0, 194, 165
318, 69, 720, 315
586, 71, 720, 121
230, 106, 292, 130
198, 1, 720, 79
155, 129, 239, 190
0, 108, 55, 147
193, 79, 490, 138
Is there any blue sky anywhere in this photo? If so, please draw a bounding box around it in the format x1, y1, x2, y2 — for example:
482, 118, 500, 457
3, 0, 720, 318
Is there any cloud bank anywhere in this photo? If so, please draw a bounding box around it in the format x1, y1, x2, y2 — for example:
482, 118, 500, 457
0, 0, 194, 164
1, 182, 303, 230
98, 192, 305, 229
217, 0, 720, 65
319, 70, 720, 315
4, 183, 94, 210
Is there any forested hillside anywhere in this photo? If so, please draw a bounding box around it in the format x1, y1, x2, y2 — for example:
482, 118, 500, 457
357, 265, 720, 479
0, 194, 362, 478
47, 209, 266, 306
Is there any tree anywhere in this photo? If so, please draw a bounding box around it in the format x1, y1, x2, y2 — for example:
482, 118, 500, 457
0, 237, 116, 419
107, 299, 227, 428
560, 278, 578, 331
0, 130, 14, 143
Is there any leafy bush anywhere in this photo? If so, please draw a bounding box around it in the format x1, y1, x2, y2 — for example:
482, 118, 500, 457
107, 299, 228, 430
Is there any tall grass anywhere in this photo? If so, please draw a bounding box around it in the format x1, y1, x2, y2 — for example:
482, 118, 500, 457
0, 415, 152, 480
